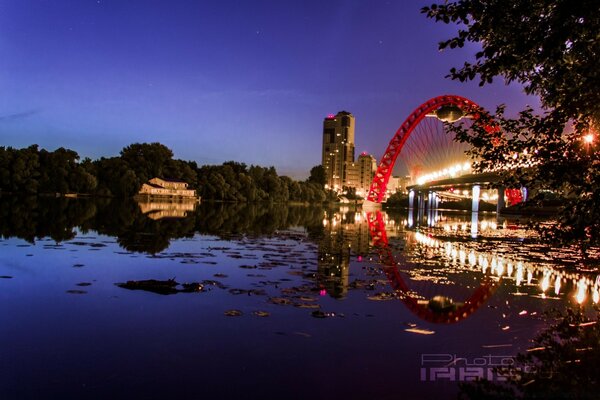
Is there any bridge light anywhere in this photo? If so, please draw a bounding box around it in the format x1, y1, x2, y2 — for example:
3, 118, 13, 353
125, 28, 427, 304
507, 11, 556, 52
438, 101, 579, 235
435, 104, 465, 123
583, 133, 594, 144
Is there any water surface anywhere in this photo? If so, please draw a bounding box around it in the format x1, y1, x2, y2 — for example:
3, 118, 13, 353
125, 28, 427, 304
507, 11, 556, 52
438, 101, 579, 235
0, 198, 596, 399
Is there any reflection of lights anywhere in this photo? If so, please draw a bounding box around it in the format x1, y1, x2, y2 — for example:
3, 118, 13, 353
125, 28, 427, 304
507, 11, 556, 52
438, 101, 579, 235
468, 251, 476, 266
516, 262, 524, 286
412, 229, 600, 304
541, 273, 550, 293
576, 279, 587, 304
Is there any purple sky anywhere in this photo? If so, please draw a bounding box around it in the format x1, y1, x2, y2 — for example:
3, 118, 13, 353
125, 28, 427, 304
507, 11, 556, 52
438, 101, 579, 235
0, 0, 536, 178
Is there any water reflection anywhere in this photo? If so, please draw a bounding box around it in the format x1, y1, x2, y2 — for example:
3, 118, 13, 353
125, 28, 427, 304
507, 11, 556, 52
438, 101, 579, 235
0, 196, 324, 253
136, 198, 197, 220
2, 196, 600, 398
318, 209, 370, 298
3, 196, 597, 309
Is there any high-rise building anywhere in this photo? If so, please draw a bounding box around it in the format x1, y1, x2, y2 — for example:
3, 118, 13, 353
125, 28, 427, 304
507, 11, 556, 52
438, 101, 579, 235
357, 152, 377, 196
321, 111, 355, 190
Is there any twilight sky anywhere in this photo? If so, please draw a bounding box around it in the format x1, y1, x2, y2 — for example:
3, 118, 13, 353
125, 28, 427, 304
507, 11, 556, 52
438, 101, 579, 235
0, 0, 536, 178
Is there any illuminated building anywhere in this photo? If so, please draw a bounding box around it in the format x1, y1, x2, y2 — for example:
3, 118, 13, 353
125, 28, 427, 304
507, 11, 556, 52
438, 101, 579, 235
321, 111, 355, 190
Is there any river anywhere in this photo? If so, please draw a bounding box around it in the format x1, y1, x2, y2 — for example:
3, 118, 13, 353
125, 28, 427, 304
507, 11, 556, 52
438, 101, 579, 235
0, 197, 596, 399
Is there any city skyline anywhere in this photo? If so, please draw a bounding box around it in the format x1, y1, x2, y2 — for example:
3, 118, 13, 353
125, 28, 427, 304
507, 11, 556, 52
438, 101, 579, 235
0, 0, 537, 179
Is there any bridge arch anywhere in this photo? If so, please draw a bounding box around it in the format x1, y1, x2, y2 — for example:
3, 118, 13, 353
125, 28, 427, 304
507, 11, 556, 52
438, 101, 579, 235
367, 95, 488, 203
366, 211, 497, 324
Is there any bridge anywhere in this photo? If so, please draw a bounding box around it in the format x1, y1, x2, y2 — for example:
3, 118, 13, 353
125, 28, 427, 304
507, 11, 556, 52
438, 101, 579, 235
364, 95, 526, 212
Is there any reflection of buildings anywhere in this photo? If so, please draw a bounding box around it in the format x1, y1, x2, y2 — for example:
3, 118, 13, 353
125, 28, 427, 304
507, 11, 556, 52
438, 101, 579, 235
138, 177, 197, 199
318, 209, 371, 298
137, 200, 197, 220
321, 112, 376, 194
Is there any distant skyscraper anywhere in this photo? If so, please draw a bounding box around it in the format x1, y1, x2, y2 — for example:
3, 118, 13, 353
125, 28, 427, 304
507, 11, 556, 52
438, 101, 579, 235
357, 152, 377, 195
321, 111, 355, 190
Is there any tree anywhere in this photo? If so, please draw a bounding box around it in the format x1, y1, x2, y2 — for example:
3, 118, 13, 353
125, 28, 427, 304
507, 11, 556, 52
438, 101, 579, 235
120, 142, 174, 184
422, 0, 600, 254
307, 165, 326, 186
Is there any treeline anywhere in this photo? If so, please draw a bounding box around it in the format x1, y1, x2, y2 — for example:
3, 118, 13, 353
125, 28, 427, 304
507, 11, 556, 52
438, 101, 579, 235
0, 143, 331, 202
0, 196, 325, 253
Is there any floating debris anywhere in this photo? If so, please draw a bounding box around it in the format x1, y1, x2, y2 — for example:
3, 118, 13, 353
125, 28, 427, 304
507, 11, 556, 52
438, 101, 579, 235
76, 282, 92, 287
0, 275, 13, 279
367, 292, 397, 301
405, 328, 435, 335
224, 309, 243, 317
252, 311, 270, 317
294, 303, 320, 309
66, 290, 87, 294
269, 297, 293, 305
116, 279, 204, 295
311, 310, 336, 318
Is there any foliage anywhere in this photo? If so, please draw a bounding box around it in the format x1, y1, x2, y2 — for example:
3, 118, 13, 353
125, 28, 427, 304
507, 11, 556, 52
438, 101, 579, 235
0, 143, 330, 203
308, 165, 326, 186
0, 145, 96, 195
459, 309, 600, 400
422, 0, 600, 252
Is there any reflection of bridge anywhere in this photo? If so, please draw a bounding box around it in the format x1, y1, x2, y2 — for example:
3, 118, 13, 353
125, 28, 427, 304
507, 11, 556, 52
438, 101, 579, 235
366, 210, 600, 323
318, 208, 600, 324
367, 211, 498, 324
364, 95, 526, 211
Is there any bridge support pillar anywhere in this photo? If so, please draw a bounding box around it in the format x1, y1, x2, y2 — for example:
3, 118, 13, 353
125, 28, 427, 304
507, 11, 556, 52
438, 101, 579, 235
521, 187, 528, 203
427, 191, 433, 211
407, 190, 415, 228
417, 191, 424, 210
471, 212, 479, 238
496, 186, 505, 213
472, 185, 480, 213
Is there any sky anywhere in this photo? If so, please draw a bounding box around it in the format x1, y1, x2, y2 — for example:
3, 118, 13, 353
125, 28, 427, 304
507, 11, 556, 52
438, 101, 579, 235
0, 0, 537, 179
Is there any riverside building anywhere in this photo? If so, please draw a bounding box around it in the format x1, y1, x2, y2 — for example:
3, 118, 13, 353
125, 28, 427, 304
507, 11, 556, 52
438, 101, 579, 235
321, 111, 376, 196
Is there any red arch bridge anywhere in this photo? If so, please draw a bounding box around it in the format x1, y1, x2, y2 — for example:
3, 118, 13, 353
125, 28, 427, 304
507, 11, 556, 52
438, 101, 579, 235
365, 95, 526, 212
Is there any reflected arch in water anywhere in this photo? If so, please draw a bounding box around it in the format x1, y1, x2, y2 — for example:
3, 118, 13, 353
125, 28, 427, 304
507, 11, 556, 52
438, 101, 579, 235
367, 211, 498, 324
